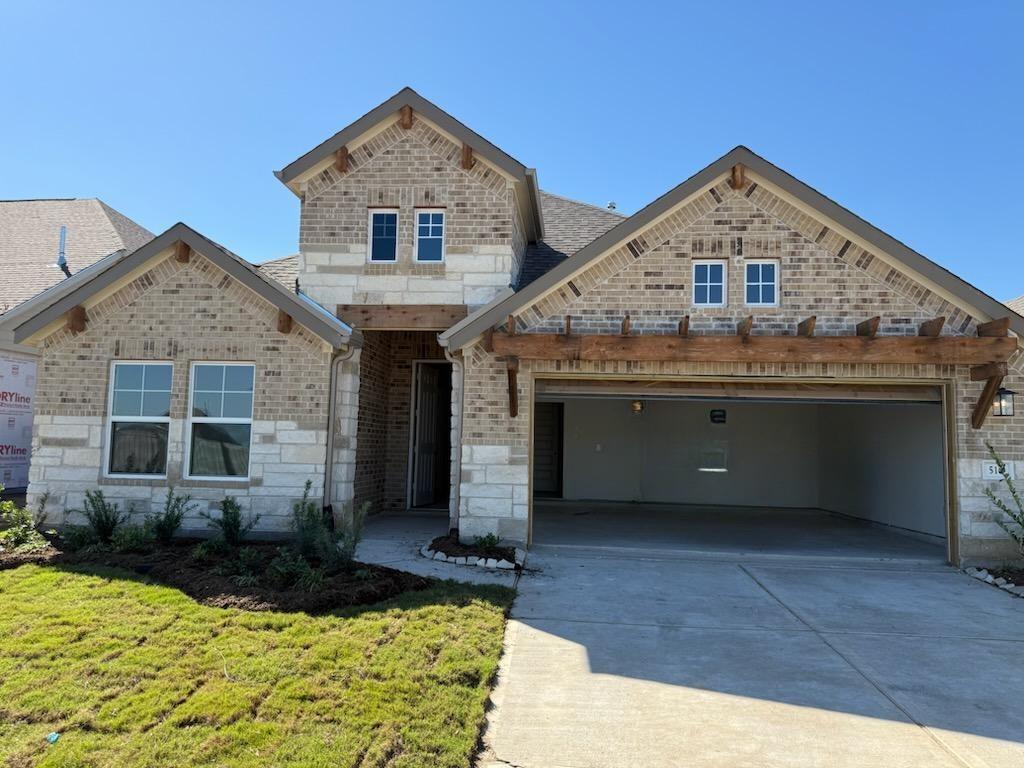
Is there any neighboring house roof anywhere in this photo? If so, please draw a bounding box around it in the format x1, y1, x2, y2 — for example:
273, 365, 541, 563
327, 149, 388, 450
273, 87, 544, 243
444, 146, 1024, 349
0, 198, 153, 312
1008, 295, 1024, 316
258, 254, 299, 288
0, 224, 357, 349
517, 192, 626, 290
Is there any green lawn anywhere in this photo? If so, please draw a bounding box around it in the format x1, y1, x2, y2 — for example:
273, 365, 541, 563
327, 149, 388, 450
0, 564, 513, 768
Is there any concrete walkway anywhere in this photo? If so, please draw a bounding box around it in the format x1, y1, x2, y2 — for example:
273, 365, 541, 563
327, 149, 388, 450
481, 546, 1024, 768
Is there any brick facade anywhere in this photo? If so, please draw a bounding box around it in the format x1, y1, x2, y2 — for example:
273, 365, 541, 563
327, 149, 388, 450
458, 178, 1024, 562
296, 116, 525, 309
28, 252, 333, 533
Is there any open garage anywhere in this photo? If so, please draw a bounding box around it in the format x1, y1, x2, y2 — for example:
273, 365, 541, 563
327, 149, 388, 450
531, 379, 952, 562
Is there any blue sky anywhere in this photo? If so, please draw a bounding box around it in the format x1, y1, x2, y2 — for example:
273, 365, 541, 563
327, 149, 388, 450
3, 1, 1022, 299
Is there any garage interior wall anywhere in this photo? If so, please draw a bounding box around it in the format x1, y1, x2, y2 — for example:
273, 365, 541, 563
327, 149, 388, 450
553, 398, 946, 539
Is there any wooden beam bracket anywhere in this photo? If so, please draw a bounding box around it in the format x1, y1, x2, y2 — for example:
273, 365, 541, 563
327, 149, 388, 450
970, 362, 1008, 381
737, 315, 753, 339
918, 316, 946, 338
277, 310, 293, 335
972, 374, 1006, 430
461, 143, 475, 170
856, 316, 880, 339
66, 304, 88, 334
678, 316, 690, 337
621, 314, 632, 336
334, 146, 349, 173
174, 241, 191, 264
977, 317, 1010, 337
399, 105, 413, 129
506, 357, 520, 418
729, 164, 746, 190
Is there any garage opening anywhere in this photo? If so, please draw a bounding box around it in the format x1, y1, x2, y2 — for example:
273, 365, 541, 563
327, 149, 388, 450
531, 379, 950, 562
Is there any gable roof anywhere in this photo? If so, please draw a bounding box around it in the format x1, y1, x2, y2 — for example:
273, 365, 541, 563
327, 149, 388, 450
0, 198, 153, 312
517, 192, 626, 290
443, 146, 1024, 349
274, 87, 544, 242
0, 223, 357, 349
1008, 295, 1024, 316
258, 253, 299, 288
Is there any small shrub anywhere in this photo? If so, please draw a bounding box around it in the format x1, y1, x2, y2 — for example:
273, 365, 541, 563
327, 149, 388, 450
267, 547, 323, 592
201, 496, 259, 549
474, 533, 501, 549
79, 490, 130, 543
190, 539, 228, 561
62, 525, 100, 552
147, 487, 194, 545
292, 480, 329, 560
984, 442, 1024, 556
335, 501, 370, 570
0, 489, 49, 553
111, 523, 155, 554
215, 546, 265, 587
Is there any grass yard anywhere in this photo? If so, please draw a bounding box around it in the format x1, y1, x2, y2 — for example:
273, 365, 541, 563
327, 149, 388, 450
0, 564, 513, 768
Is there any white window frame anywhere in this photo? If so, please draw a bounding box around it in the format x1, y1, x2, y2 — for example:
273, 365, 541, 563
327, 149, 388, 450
413, 208, 446, 263
367, 208, 399, 263
184, 361, 255, 482
103, 360, 173, 480
744, 259, 780, 307
692, 259, 728, 307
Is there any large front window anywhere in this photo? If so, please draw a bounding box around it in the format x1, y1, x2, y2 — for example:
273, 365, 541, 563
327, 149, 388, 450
106, 362, 172, 476
187, 363, 254, 479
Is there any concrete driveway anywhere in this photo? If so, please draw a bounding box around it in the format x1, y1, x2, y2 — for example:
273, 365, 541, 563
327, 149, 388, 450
480, 547, 1024, 768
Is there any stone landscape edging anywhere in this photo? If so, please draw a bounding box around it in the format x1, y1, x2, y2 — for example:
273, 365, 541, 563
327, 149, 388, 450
965, 567, 1024, 597
419, 543, 526, 571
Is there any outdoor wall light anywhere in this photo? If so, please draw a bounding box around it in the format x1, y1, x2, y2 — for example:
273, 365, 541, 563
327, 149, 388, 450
993, 387, 1016, 417
631, 399, 645, 415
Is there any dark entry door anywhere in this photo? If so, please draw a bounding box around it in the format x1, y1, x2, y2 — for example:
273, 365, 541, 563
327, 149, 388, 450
412, 364, 441, 507
533, 402, 563, 497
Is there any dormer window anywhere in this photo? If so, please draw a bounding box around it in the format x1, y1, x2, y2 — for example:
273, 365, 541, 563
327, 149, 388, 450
414, 210, 445, 262
369, 210, 398, 262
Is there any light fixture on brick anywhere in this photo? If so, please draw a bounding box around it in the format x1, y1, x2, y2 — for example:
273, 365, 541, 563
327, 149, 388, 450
631, 399, 645, 415
993, 387, 1016, 417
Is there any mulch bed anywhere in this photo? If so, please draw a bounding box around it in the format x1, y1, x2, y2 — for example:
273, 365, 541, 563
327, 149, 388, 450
428, 533, 516, 563
988, 567, 1024, 586
0, 540, 430, 614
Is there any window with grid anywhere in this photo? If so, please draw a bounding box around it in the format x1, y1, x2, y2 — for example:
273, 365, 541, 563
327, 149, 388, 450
693, 261, 726, 306
369, 211, 398, 261
106, 362, 172, 476
414, 210, 445, 262
187, 363, 254, 479
745, 261, 778, 306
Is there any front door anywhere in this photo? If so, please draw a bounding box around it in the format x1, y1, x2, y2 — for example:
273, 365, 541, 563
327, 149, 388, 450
533, 401, 563, 497
412, 364, 441, 507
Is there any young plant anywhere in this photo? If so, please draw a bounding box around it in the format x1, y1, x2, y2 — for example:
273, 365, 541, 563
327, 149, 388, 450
267, 547, 324, 592
146, 486, 195, 545
79, 490, 130, 543
474, 533, 501, 550
335, 500, 370, 569
201, 496, 259, 549
215, 546, 264, 587
984, 442, 1024, 556
0, 487, 49, 553
291, 480, 329, 560
111, 523, 155, 554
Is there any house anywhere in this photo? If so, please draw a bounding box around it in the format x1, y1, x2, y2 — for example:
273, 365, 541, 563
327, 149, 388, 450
0, 199, 152, 491
1, 88, 1021, 565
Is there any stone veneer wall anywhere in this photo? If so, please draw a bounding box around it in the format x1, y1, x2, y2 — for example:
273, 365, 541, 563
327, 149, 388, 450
457, 178, 1024, 562
28, 253, 334, 534
297, 116, 523, 309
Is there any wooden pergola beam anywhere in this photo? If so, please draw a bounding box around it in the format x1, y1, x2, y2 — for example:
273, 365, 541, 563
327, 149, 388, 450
506, 357, 519, 418
399, 105, 413, 129
797, 316, 817, 337
918, 316, 945, 337
977, 317, 1010, 337
174, 241, 191, 264
334, 146, 349, 173
66, 305, 87, 334
337, 304, 468, 331
856, 316, 880, 339
489, 331, 1017, 366
277, 310, 293, 335
972, 373, 1006, 429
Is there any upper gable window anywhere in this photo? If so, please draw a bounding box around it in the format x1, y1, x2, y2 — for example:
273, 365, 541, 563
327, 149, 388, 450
745, 260, 779, 306
368, 210, 398, 262
693, 260, 727, 307
414, 210, 445, 262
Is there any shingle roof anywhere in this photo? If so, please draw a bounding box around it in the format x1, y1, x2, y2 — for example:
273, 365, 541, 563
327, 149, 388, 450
0, 199, 153, 313
1007, 295, 1024, 316
516, 191, 625, 289
257, 254, 299, 289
